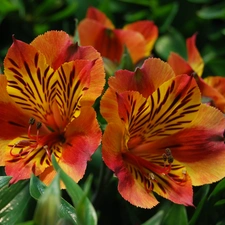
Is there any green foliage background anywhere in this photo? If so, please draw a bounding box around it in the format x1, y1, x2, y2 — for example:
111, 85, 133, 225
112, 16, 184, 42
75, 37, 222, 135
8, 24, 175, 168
0, 0, 225, 225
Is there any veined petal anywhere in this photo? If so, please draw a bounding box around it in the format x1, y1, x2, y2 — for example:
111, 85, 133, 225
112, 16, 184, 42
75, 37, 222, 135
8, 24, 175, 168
109, 58, 175, 97
55, 60, 94, 124
0, 75, 29, 140
5, 134, 63, 184
187, 34, 204, 77
168, 52, 193, 75
102, 122, 193, 208
116, 74, 201, 143
138, 104, 225, 186
123, 20, 158, 57
4, 37, 57, 125
31, 31, 79, 70
57, 106, 101, 183
86, 7, 115, 29
102, 122, 159, 208
31, 31, 105, 105
123, 152, 193, 206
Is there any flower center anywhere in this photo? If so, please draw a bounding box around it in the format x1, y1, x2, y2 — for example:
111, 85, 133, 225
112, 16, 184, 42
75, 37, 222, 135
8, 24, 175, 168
8, 118, 65, 169
123, 148, 187, 193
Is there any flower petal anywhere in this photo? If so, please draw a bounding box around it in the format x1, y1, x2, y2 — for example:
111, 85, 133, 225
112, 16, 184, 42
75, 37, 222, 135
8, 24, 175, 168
4, 37, 57, 125
123, 20, 158, 57
0, 75, 29, 140
55, 60, 95, 124
86, 7, 114, 29
102, 122, 159, 208
168, 52, 193, 75
31, 31, 78, 70
201, 76, 225, 112
116, 74, 201, 143
58, 106, 101, 183
138, 104, 225, 186
109, 58, 175, 97
187, 34, 204, 77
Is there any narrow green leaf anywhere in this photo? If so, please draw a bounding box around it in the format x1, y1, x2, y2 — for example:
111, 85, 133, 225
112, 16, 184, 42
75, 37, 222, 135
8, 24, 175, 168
208, 179, 225, 202
33, 174, 61, 225
0, 178, 30, 225
155, 28, 186, 60
197, 2, 225, 19
189, 185, 210, 225
30, 175, 77, 225
142, 210, 164, 225
161, 204, 188, 225
52, 156, 97, 225
214, 199, 225, 207
16, 221, 35, 225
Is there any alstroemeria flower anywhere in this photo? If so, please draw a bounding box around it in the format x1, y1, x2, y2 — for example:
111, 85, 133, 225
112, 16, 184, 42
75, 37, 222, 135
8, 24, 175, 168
0, 31, 105, 185
100, 58, 225, 208
168, 34, 225, 112
78, 7, 158, 64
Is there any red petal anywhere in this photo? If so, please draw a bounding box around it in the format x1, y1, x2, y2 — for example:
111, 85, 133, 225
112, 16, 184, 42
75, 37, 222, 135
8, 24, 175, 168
86, 7, 114, 29
187, 34, 204, 76
109, 58, 175, 97
58, 106, 102, 183
168, 52, 193, 75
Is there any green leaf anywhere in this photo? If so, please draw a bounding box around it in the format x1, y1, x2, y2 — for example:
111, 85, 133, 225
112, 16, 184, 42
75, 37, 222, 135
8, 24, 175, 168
16, 221, 35, 225
197, 2, 225, 19
30, 175, 77, 225
142, 210, 164, 225
155, 28, 186, 60
214, 199, 225, 207
208, 178, 225, 202
0, 177, 30, 225
33, 174, 61, 225
161, 204, 188, 225
52, 155, 98, 225
48, 3, 78, 22
189, 185, 210, 225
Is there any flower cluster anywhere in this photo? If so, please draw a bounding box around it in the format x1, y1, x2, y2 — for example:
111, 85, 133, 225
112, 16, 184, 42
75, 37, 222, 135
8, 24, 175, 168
1, 7, 225, 209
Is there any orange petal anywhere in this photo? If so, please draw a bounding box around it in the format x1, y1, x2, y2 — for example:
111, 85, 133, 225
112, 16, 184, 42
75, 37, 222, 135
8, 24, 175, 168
168, 52, 193, 75
109, 58, 175, 97
4, 37, 57, 125
115, 74, 201, 142
58, 106, 102, 183
187, 34, 204, 77
124, 20, 158, 57
31, 31, 79, 70
86, 7, 115, 29
55, 60, 95, 125
201, 76, 225, 113
0, 75, 29, 140
139, 104, 225, 186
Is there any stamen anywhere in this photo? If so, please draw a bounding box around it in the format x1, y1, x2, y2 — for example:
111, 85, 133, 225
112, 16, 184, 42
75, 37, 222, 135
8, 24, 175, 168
44, 145, 51, 160
29, 117, 35, 125
162, 148, 174, 174
10, 140, 31, 157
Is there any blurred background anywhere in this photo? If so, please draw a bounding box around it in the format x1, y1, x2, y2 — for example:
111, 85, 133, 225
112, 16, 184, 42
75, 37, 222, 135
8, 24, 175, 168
0, 0, 225, 76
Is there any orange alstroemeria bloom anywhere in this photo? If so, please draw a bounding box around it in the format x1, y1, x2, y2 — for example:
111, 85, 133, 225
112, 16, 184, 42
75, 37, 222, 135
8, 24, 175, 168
168, 34, 225, 113
78, 7, 158, 64
0, 31, 105, 185
100, 58, 225, 208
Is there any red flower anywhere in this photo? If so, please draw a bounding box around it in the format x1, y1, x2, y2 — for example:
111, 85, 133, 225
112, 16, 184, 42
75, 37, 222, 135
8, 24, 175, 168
78, 7, 158, 64
0, 31, 105, 185
100, 57, 225, 208
168, 33, 225, 113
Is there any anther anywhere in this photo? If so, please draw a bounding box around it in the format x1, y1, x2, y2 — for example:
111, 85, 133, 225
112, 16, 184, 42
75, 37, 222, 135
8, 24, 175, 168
29, 117, 35, 125
36, 122, 42, 130
168, 155, 174, 164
